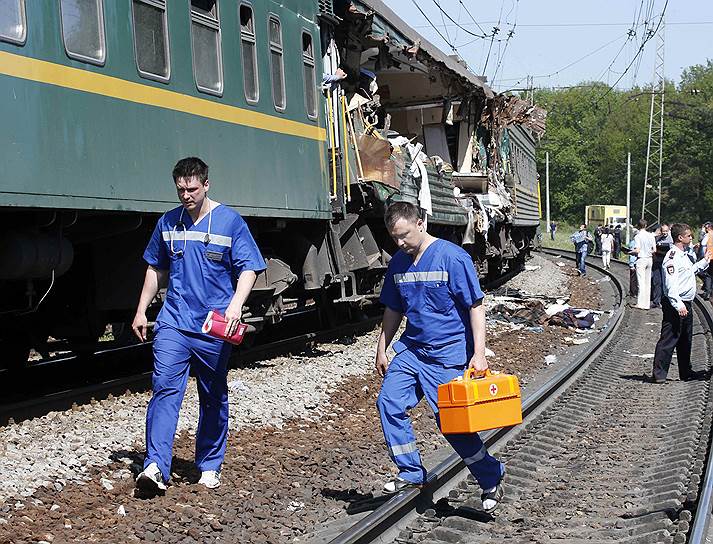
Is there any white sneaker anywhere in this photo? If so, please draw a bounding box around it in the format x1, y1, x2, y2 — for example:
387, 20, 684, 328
198, 470, 221, 489
383, 476, 422, 494
136, 462, 167, 492
481, 483, 503, 512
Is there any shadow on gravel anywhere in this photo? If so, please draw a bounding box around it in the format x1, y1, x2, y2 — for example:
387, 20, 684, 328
430, 497, 494, 523
109, 448, 201, 492
619, 373, 653, 383
321, 488, 391, 514
619, 370, 710, 383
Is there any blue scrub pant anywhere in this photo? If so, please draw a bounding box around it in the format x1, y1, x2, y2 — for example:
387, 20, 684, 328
377, 347, 504, 490
144, 324, 232, 480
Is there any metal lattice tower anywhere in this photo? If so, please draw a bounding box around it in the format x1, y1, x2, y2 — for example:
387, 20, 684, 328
641, 19, 665, 224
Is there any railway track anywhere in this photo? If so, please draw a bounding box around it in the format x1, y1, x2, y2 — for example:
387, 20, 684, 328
0, 265, 525, 428
325, 251, 713, 544
0, 316, 382, 427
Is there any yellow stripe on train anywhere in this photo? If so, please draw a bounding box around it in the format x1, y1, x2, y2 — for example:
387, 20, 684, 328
0, 50, 326, 142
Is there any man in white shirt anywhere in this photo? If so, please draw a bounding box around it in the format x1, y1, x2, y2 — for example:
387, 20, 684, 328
633, 219, 656, 309
650, 223, 709, 383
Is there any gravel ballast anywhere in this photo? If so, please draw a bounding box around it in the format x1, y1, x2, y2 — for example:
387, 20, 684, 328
0, 254, 606, 543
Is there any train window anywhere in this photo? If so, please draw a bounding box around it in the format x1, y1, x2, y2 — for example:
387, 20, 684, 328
240, 4, 258, 104
0, 0, 26, 45
302, 32, 317, 119
268, 15, 285, 111
190, 0, 223, 95
59, 0, 106, 65
132, 0, 170, 81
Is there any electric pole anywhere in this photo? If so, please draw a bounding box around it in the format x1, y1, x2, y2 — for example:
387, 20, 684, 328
626, 151, 631, 244
641, 17, 665, 225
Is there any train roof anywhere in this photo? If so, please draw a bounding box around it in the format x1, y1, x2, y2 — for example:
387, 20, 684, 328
352, 0, 495, 99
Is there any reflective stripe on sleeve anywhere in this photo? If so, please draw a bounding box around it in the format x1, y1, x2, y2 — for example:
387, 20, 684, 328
393, 271, 449, 283
390, 441, 418, 457
162, 231, 232, 248
463, 444, 487, 465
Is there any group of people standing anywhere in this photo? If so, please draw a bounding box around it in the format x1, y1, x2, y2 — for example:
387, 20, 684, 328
569, 219, 712, 385
569, 224, 624, 276
628, 220, 713, 310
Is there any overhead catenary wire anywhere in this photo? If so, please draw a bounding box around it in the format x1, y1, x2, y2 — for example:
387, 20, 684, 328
409, 0, 458, 54
495, 32, 628, 88
430, 0, 489, 39
491, 0, 519, 86
595, 0, 669, 104
434, 0, 453, 46
458, 0, 488, 36
482, 0, 505, 76
413, 20, 713, 29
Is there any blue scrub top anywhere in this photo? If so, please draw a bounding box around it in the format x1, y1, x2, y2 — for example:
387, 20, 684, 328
143, 204, 266, 333
380, 239, 484, 366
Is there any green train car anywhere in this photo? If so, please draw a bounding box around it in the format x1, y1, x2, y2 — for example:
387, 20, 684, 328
0, 0, 543, 366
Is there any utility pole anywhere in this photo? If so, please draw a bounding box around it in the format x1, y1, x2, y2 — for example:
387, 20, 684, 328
626, 151, 631, 244
641, 17, 665, 224
545, 151, 550, 235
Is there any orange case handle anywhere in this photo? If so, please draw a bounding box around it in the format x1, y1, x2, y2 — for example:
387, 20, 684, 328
464, 368, 491, 381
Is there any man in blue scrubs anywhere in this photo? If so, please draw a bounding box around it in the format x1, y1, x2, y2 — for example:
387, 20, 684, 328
132, 157, 265, 493
376, 201, 505, 512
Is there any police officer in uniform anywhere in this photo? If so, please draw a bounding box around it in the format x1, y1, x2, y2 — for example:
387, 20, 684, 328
650, 223, 709, 383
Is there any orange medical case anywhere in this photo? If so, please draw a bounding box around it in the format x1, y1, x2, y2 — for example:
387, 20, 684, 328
437, 369, 522, 434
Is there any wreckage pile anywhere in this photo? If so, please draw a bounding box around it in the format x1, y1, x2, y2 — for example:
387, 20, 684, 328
327, 0, 546, 276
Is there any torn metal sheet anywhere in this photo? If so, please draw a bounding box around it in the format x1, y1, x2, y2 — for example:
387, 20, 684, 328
353, 0, 492, 97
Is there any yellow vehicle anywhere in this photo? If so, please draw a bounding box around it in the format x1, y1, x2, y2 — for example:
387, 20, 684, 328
585, 205, 628, 228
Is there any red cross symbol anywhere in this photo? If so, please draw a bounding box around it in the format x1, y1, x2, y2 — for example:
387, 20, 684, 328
489, 384, 498, 396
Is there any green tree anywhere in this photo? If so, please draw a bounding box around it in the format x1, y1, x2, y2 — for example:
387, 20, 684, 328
531, 60, 713, 228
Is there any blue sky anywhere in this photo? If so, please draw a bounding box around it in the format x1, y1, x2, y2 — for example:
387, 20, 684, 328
383, 0, 713, 92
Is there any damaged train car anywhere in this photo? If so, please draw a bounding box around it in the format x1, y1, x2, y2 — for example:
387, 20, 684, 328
0, 0, 544, 366
325, 0, 546, 282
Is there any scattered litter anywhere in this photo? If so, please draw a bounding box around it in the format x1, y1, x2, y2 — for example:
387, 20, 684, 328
117, 505, 126, 517
571, 338, 590, 345
287, 501, 305, 512
595, 276, 611, 283
645, 322, 658, 325
485, 347, 496, 358
524, 265, 541, 272
546, 303, 570, 316
630, 353, 655, 359
228, 379, 249, 394
556, 262, 567, 267
525, 326, 544, 333
100, 478, 114, 491
544, 354, 558, 365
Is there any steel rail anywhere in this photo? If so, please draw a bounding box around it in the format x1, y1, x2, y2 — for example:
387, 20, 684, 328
329, 251, 625, 544
537, 249, 713, 544
684, 290, 713, 543
0, 263, 525, 427
0, 316, 383, 426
